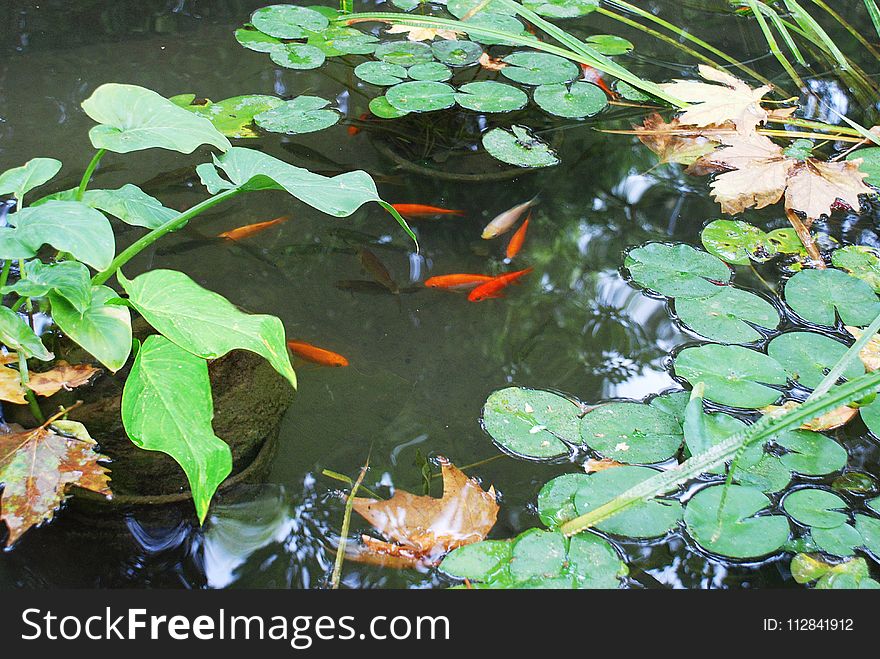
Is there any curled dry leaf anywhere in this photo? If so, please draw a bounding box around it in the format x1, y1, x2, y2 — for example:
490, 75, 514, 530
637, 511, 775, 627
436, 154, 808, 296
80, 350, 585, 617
0, 354, 100, 404
386, 24, 460, 42
635, 113, 720, 168
845, 326, 880, 371
583, 457, 626, 473
478, 52, 507, 71
0, 420, 111, 545
762, 400, 857, 431
349, 457, 498, 569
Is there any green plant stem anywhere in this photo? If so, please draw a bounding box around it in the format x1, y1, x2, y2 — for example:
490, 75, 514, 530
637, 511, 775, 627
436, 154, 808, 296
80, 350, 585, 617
331, 459, 368, 589
0, 261, 11, 291
76, 149, 106, 201
808, 309, 880, 402
865, 0, 880, 40
744, 0, 804, 88
322, 469, 382, 499
91, 187, 242, 286
17, 352, 44, 424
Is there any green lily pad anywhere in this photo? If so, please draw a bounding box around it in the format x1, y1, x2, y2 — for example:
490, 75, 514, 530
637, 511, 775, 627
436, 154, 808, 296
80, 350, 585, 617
700, 219, 773, 265
855, 514, 880, 556
250, 4, 328, 39
482, 125, 559, 168
813, 523, 862, 557
624, 243, 731, 297
775, 430, 847, 476
307, 26, 378, 56
732, 453, 792, 493
674, 286, 779, 343
860, 395, 880, 437
783, 488, 849, 529
784, 268, 880, 327
185, 95, 284, 138
385, 81, 456, 112
766, 228, 806, 255
463, 13, 527, 46
448, 0, 517, 17
269, 43, 326, 70
580, 402, 682, 464
615, 81, 651, 102
432, 39, 483, 66
684, 485, 790, 559
455, 81, 528, 112
355, 61, 408, 86
831, 245, 880, 292
833, 472, 878, 495
847, 146, 880, 187
767, 331, 862, 389
533, 82, 607, 118
674, 344, 787, 408
586, 34, 633, 55
408, 62, 453, 82
374, 41, 435, 66
438, 539, 511, 581
389, 0, 421, 9
368, 95, 410, 119
501, 51, 580, 85
482, 387, 582, 459
522, 0, 599, 18
234, 25, 283, 53
254, 96, 340, 135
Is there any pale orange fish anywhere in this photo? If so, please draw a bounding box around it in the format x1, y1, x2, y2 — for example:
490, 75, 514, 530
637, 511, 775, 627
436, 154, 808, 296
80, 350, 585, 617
580, 64, 615, 97
481, 196, 538, 239
468, 268, 533, 302
219, 216, 288, 240
348, 112, 370, 136
287, 340, 349, 367
505, 213, 530, 260
424, 274, 496, 290
391, 203, 465, 219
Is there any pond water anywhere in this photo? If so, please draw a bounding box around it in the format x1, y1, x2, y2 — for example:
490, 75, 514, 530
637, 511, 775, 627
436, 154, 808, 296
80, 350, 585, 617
0, 0, 878, 589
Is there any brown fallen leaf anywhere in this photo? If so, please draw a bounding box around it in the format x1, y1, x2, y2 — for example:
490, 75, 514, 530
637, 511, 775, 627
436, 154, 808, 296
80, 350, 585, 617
762, 400, 857, 431
478, 52, 507, 71
386, 24, 460, 42
0, 354, 100, 404
634, 113, 720, 167
350, 457, 498, 568
845, 326, 880, 371
0, 418, 111, 545
784, 159, 871, 223
583, 458, 625, 473
658, 65, 772, 133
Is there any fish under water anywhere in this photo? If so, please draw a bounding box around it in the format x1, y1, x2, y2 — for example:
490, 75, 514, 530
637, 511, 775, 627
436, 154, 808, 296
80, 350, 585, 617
468, 268, 534, 302
481, 196, 538, 239
218, 216, 289, 241
391, 203, 465, 220
424, 274, 495, 291
358, 247, 399, 294
505, 213, 531, 260
287, 340, 350, 367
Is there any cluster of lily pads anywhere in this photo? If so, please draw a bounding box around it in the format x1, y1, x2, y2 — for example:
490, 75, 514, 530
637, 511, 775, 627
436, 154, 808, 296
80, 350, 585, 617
234, 3, 624, 167
439, 221, 880, 588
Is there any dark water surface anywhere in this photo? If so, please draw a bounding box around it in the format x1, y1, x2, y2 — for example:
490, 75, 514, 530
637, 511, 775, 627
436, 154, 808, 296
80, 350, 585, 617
0, 0, 878, 588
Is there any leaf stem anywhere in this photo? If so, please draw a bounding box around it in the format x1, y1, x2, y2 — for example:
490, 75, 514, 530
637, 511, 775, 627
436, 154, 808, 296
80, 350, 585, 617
76, 149, 106, 201
331, 458, 369, 589
17, 352, 44, 424
0, 260, 11, 291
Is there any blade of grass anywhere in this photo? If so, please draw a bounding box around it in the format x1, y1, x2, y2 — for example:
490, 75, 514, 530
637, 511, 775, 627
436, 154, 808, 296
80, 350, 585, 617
745, 0, 804, 87
866, 0, 880, 40
763, 5, 807, 66
782, 0, 850, 70
808, 309, 880, 402
809, 0, 880, 62
330, 457, 369, 589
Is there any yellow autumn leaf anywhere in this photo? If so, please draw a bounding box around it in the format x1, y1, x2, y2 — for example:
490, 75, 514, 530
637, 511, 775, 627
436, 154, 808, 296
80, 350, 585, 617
845, 326, 880, 371
634, 113, 720, 167
386, 24, 460, 42
0, 353, 100, 404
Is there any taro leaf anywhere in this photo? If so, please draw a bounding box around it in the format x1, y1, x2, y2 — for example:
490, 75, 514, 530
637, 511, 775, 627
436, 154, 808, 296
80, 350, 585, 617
501, 52, 580, 85
82, 84, 231, 154
306, 26, 378, 56
855, 514, 880, 556
433, 39, 483, 66
48, 285, 132, 372
579, 402, 682, 464
386, 81, 456, 112
3, 260, 92, 313
447, 0, 517, 17
197, 147, 385, 217
33, 184, 176, 230
0, 228, 36, 260
185, 95, 284, 138
812, 523, 862, 557
354, 61, 408, 86
767, 331, 862, 389
269, 43, 326, 70
254, 96, 340, 135
234, 25, 283, 53
586, 34, 633, 55
250, 4, 328, 39
831, 245, 880, 292
700, 219, 772, 265
482, 387, 581, 459
463, 13, 527, 46
408, 62, 453, 82
533, 82, 607, 118
847, 147, 880, 187
0, 420, 110, 545
572, 466, 683, 538
482, 125, 559, 168
684, 485, 790, 558
0, 158, 62, 203
783, 488, 849, 528
122, 334, 231, 523
674, 344, 787, 408
784, 268, 880, 327
775, 429, 847, 476
0, 354, 99, 404
369, 96, 410, 119
374, 41, 435, 66
119, 269, 296, 388
673, 286, 779, 343
624, 242, 731, 297
0, 306, 52, 361
454, 81, 528, 112
439, 539, 512, 582
523, 0, 599, 18
9, 201, 114, 271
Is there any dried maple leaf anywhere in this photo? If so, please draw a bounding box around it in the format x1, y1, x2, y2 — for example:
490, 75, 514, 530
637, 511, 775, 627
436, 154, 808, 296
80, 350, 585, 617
635, 113, 720, 167
583, 458, 625, 473
0, 419, 111, 545
784, 159, 871, 222
658, 65, 772, 133
845, 326, 880, 371
0, 354, 100, 404
386, 24, 460, 42
350, 457, 498, 568
762, 400, 856, 431
478, 52, 507, 71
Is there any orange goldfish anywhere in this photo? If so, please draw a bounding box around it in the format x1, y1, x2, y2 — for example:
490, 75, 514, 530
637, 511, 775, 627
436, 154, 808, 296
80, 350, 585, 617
287, 340, 350, 367
347, 112, 370, 136
580, 64, 615, 97
424, 274, 495, 290
505, 213, 530, 260
481, 196, 538, 239
391, 203, 465, 219
468, 268, 533, 302
219, 216, 288, 241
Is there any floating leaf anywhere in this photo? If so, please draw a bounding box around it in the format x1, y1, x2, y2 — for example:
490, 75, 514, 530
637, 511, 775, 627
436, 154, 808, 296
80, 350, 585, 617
354, 61, 408, 86
269, 43, 326, 69
2, 260, 92, 313
234, 25, 283, 53
684, 485, 789, 558
369, 95, 410, 119
0, 420, 110, 545
635, 114, 720, 168
616, 81, 651, 102
386, 24, 461, 42
407, 62, 453, 82
482, 125, 559, 168
860, 395, 880, 437
855, 514, 880, 557
812, 522, 862, 557
501, 51, 580, 85
700, 219, 773, 265
831, 245, 880, 292
454, 81, 528, 112
432, 39, 483, 66
783, 488, 849, 528
438, 539, 511, 582
733, 453, 791, 493
464, 14, 526, 46
0, 354, 99, 405
763, 399, 857, 432
307, 26, 378, 56
783, 268, 880, 327
0, 158, 62, 203
522, 0, 598, 17
776, 430, 847, 476
254, 96, 340, 135
250, 4, 328, 39
768, 331, 862, 389
674, 344, 787, 408
533, 82, 607, 118
674, 286, 779, 343
482, 387, 581, 459
0, 307, 52, 361
580, 402, 682, 464
847, 326, 880, 371
624, 242, 730, 297
374, 40, 435, 66
185, 94, 284, 138
385, 81, 456, 112
586, 34, 633, 55
447, 0, 517, 17
848, 147, 880, 186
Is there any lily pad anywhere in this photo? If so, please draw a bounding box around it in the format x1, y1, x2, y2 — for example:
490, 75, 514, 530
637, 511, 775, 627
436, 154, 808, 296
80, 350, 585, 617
674, 344, 787, 408
847, 147, 880, 187
463, 13, 527, 46
447, 0, 517, 17
767, 331, 862, 389
374, 41, 435, 66
775, 430, 847, 476
533, 82, 607, 118
586, 34, 633, 55
700, 219, 773, 265
673, 286, 779, 343
234, 26, 283, 53
784, 268, 880, 327
783, 488, 849, 529
732, 453, 792, 493
624, 243, 731, 297
185, 95, 284, 138
855, 514, 880, 556
522, 0, 599, 18
355, 61, 408, 86
369, 96, 410, 119
455, 81, 528, 112
501, 52, 580, 85
307, 26, 378, 56
250, 4, 328, 39
385, 81, 456, 112
482, 387, 582, 459
432, 39, 483, 66
684, 485, 790, 559
269, 43, 326, 70
831, 245, 880, 292
482, 125, 559, 168
813, 523, 863, 557
579, 402, 682, 464
254, 96, 340, 135
408, 62, 453, 82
